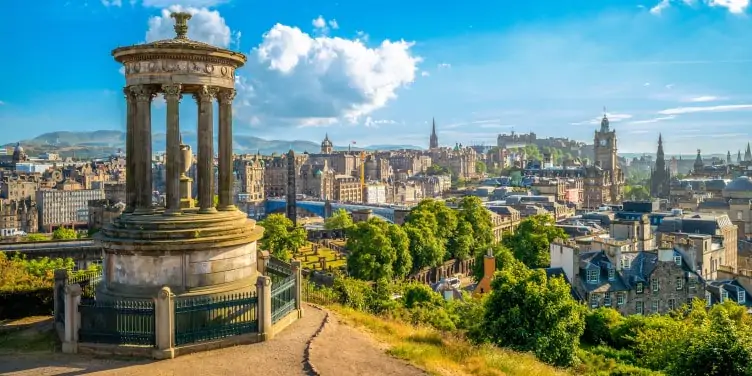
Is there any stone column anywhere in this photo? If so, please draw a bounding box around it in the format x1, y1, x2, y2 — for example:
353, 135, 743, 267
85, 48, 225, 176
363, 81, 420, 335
291, 260, 304, 317
153, 286, 175, 359
217, 89, 237, 211
256, 275, 273, 341
194, 86, 218, 214
257, 250, 270, 275
131, 85, 156, 214
123, 87, 136, 213
62, 284, 81, 354
162, 84, 183, 216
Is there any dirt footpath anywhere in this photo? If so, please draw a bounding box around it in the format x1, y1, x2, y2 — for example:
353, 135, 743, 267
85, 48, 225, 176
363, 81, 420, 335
0, 305, 427, 376
308, 311, 427, 376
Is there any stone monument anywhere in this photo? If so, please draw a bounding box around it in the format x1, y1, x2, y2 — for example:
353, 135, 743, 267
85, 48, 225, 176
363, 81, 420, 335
96, 12, 263, 300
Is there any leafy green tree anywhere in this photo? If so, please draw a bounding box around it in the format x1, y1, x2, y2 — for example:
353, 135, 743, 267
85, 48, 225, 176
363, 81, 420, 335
624, 185, 650, 200
404, 224, 444, 271
404, 199, 458, 270
258, 213, 306, 261
457, 196, 494, 256
670, 309, 752, 376
472, 243, 522, 282
483, 266, 585, 367
24, 233, 49, 242
426, 164, 450, 176
475, 161, 487, 174
324, 208, 354, 230
502, 214, 567, 268
346, 218, 411, 281
52, 227, 77, 240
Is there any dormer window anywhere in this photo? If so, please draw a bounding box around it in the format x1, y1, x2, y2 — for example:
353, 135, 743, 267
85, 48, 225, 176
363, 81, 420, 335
621, 257, 631, 270
722, 290, 729, 302
651, 278, 660, 293
608, 268, 615, 281
587, 269, 600, 284
738, 290, 746, 304
636, 282, 644, 294
674, 256, 682, 266
706, 291, 712, 307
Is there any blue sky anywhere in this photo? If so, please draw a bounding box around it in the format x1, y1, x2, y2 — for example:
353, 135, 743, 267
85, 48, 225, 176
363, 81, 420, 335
1, 0, 751, 154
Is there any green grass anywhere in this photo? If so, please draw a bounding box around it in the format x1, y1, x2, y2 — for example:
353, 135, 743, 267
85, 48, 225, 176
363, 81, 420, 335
0, 325, 58, 354
331, 305, 569, 376
296, 243, 346, 270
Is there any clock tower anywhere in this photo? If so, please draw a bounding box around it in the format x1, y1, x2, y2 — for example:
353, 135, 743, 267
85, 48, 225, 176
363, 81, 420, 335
594, 114, 617, 171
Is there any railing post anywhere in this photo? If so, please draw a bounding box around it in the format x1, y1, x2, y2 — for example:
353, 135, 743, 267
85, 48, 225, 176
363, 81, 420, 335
258, 250, 270, 275
256, 275, 273, 341
291, 260, 304, 318
62, 284, 81, 354
53, 269, 68, 334
152, 286, 175, 359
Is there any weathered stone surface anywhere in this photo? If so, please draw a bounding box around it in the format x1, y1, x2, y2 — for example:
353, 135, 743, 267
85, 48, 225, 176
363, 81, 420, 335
109, 253, 183, 287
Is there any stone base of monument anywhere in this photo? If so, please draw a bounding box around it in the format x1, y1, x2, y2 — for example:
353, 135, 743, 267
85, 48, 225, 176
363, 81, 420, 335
94, 208, 264, 301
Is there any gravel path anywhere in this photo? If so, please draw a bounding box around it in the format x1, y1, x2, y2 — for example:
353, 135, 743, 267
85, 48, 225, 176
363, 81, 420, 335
308, 311, 427, 376
0, 305, 426, 376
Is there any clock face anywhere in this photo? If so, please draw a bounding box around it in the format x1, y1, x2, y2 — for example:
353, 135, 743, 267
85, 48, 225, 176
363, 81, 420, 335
600, 139, 607, 146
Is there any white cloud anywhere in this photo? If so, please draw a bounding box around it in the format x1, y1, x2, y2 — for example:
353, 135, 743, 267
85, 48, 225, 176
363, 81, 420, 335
685, 95, 721, 102
628, 115, 676, 124
707, 0, 750, 14
118, 66, 125, 75
364, 117, 397, 128
312, 16, 326, 29
665, 83, 675, 89
658, 104, 752, 115
650, 0, 671, 14
328, 19, 339, 30
101, 0, 122, 6
643, 82, 651, 86
145, 6, 231, 47
235, 22, 420, 126
421, 71, 430, 77
141, 0, 227, 7
437, 63, 451, 69
570, 113, 632, 126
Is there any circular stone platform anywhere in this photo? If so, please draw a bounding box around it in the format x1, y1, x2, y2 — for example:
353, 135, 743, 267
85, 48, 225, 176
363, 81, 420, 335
95, 209, 264, 300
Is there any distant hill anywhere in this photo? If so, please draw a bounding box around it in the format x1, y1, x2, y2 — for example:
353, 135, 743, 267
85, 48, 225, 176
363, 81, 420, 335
3, 130, 421, 158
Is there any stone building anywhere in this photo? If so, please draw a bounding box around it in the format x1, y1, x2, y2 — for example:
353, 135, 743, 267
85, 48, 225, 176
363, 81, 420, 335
333, 175, 362, 202
36, 185, 105, 232
0, 199, 38, 236
235, 155, 265, 203
430, 144, 477, 180
88, 199, 125, 231
1, 174, 41, 201
583, 114, 624, 209
693, 176, 752, 239
550, 240, 705, 315
650, 134, 671, 198
299, 162, 334, 199
656, 213, 738, 276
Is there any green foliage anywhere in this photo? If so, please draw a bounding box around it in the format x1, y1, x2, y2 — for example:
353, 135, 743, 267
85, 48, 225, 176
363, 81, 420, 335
502, 214, 567, 269
624, 185, 651, 200
24, 233, 49, 242
345, 217, 411, 281
583, 308, 624, 346
258, 213, 307, 261
426, 164, 450, 176
482, 266, 586, 367
472, 243, 522, 282
324, 208, 354, 230
475, 161, 487, 174
0, 253, 99, 294
52, 227, 77, 240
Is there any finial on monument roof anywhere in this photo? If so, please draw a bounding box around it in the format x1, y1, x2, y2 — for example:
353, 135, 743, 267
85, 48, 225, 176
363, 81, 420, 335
171, 12, 192, 40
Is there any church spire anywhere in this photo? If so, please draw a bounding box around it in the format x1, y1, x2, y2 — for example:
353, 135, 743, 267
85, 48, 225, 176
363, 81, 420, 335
745, 142, 752, 162
429, 117, 439, 149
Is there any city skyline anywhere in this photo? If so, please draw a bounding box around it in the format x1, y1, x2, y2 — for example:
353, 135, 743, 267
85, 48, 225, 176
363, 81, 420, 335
1, 0, 752, 153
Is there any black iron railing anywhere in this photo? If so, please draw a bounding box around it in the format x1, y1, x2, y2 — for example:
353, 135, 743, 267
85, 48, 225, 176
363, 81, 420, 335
78, 299, 156, 346
174, 292, 259, 346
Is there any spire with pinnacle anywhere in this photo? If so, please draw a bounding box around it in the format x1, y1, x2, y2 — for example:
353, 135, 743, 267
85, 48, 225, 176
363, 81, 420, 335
727, 150, 732, 165
429, 117, 439, 149
745, 142, 752, 162
739, 150, 743, 163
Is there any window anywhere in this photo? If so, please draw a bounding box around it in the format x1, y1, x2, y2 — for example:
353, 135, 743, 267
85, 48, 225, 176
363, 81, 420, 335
617, 292, 625, 306
608, 268, 615, 281
651, 278, 660, 293
587, 269, 599, 284
668, 299, 676, 311
722, 290, 729, 302
636, 301, 644, 315
738, 290, 746, 303
651, 300, 659, 313
674, 256, 682, 266
687, 297, 694, 306
621, 257, 631, 270
689, 278, 697, 290
636, 282, 644, 294
590, 294, 599, 308
706, 291, 712, 307
676, 277, 683, 290
604, 293, 612, 307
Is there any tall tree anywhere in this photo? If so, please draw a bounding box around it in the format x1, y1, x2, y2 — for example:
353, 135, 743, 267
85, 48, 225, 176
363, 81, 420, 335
483, 266, 585, 367
346, 217, 411, 281
503, 214, 567, 269
457, 196, 494, 255
258, 213, 306, 262
324, 208, 353, 230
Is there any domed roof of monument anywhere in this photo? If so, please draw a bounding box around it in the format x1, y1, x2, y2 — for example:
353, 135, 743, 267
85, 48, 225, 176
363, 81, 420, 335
112, 12, 246, 66
724, 176, 752, 192
14, 142, 23, 153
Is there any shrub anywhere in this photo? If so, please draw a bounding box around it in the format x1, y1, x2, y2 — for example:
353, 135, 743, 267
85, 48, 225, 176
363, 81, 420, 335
583, 308, 624, 346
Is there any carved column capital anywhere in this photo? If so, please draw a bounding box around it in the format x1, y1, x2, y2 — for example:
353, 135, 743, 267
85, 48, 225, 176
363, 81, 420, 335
193, 85, 219, 103
130, 85, 157, 102
217, 88, 237, 104
123, 86, 133, 101
162, 83, 183, 102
